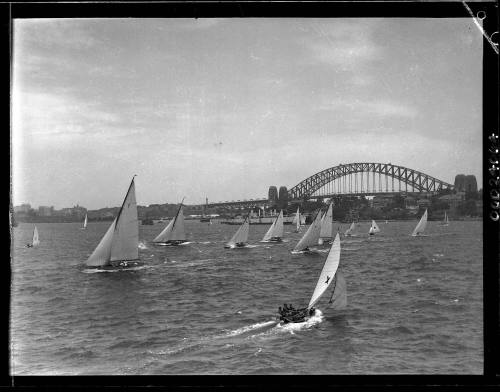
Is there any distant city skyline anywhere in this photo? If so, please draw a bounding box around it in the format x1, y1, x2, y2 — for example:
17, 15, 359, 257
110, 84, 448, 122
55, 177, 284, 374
12, 18, 482, 210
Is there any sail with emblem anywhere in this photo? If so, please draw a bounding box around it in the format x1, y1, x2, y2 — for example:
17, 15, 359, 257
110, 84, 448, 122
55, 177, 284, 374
368, 220, 380, 235
308, 232, 341, 309
32, 225, 40, 246
292, 210, 323, 252
86, 176, 139, 267
412, 209, 428, 236
262, 210, 284, 241
153, 202, 186, 244
225, 215, 250, 248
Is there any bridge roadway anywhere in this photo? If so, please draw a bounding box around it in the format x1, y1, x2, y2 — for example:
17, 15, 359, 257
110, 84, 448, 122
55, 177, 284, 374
202, 191, 434, 209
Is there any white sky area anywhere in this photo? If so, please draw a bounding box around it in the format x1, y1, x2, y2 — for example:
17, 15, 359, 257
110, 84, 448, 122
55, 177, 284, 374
12, 18, 482, 209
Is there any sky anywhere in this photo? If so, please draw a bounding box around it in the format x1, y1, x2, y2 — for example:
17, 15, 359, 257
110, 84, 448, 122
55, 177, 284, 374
12, 18, 483, 209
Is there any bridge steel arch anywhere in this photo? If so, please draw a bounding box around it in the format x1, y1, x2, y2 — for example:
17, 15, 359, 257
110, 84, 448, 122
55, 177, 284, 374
288, 162, 454, 200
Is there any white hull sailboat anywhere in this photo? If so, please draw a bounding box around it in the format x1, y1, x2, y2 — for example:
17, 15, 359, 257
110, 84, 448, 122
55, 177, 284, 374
291, 210, 323, 254
261, 210, 284, 242
440, 211, 449, 226
153, 200, 187, 246
368, 220, 380, 236
318, 203, 334, 245
27, 225, 40, 247
81, 213, 88, 230
412, 209, 428, 236
344, 221, 356, 237
225, 214, 250, 249
85, 176, 140, 269
278, 232, 346, 323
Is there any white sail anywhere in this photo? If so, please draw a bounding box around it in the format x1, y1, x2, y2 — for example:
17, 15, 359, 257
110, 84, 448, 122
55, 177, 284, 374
319, 203, 333, 239
368, 220, 380, 234
412, 209, 428, 236
293, 210, 323, 252
444, 211, 449, 224
86, 219, 117, 266
226, 216, 250, 247
292, 207, 301, 232
153, 204, 186, 243
32, 225, 40, 246
110, 179, 139, 261
328, 269, 347, 310
344, 222, 355, 236
85, 176, 139, 266
83, 213, 88, 229
262, 210, 284, 241
308, 233, 341, 309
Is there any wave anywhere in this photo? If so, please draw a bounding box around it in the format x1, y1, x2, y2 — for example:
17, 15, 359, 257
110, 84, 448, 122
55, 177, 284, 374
138, 242, 148, 250
224, 320, 277, 337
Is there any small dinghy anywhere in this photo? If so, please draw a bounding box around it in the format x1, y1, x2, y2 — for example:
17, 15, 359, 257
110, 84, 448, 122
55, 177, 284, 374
368, 220, 380, 236
261, 210, 284, 242
291, 209, 322, 253
412, 209, 428, 236
318, 202, 334, 245
152, 200, 188, 246
225, 214, 250, 248
26, 225, 40, 248
278, 232, 346, 323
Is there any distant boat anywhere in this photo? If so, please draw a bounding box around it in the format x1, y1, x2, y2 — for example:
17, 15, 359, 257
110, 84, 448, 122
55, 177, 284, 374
261, 210, 284, 242
440, 211, 449, 226
225, 214, 250, 248
81, 213, 88, 229
85, 176, 140, 268
278, 232, 346, 324
292, 209, 323, 253
368, 220, 380, 236
292, 207, 301, 233
153, 201, 187, 246
344, 222, 356, 237
318, 203, 333, 245
412, 209, 428, 236
26, 225, 40, 248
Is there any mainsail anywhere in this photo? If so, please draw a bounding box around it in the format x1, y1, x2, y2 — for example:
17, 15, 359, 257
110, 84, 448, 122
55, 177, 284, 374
308, 232, 341, 309
32, 225, 40, 246
292, 210, 323, 252
83, 213, 88, 229
344, 222, 355, 236
368, 220, 380, 234
262, 210, 284, 241
319, 203, 333, 240
328, 269, 347, 310
292, 207, 301, 232
226, 215, 250, 247
153, 203, 186, 243
412, 209, 428, 236
86, 176, 139, 267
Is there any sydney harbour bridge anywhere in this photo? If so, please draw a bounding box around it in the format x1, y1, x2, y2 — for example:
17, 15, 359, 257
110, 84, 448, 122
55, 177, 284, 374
205, 162, 454, 209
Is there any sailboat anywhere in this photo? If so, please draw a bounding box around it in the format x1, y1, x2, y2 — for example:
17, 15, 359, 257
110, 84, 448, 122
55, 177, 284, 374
412, 209, 428, 236
225, 214, 250, 248
368, 220, 380, 236
318, 203, 333, 245
344, 222, 356, 237
81, 213, 88, 229
85, 176, 140, 268
278, 232, 346, 324
153, 200, 187, 246
292, 207, 301, 233
261, 210, 284, 242
291, 210, 323, 253
26, 225, 40, 247
440, 211, 449, 226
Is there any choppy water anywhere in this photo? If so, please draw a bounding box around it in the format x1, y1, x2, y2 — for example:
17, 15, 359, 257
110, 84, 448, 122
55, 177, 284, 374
10, 220, 483, 374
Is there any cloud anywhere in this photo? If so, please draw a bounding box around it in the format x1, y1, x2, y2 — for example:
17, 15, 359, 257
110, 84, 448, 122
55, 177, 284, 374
317, 98, 418, 119
303, 20, 383, 69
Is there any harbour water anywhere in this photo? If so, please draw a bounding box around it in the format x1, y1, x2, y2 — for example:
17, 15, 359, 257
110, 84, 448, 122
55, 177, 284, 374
10, 220, 483, 374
